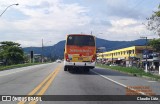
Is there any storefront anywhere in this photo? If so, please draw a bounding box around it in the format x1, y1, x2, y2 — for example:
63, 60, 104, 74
142, 52, 160, 71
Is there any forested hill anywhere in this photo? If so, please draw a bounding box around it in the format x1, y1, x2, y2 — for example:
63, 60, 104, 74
23, 38, 146, 59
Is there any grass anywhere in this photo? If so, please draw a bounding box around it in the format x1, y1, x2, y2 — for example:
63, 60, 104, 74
0, 63, 45, 71
96, 64, 160, 81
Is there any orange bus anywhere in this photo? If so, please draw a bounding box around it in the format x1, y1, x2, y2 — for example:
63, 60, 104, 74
64, 34, 96, 72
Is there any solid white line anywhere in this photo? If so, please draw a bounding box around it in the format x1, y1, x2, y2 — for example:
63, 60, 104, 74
0, 68, 29, 77
0, 63, 55, 77
91, 70, 146, 95
91, 70, 127, 88
148, 81, 157, 82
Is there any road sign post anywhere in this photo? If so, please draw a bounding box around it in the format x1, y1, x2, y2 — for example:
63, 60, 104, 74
141, 37, 148, 72
30, 51, 34, 63
159, 62, 160, 75
143, 49, 148, 72
159, 57, 160, 75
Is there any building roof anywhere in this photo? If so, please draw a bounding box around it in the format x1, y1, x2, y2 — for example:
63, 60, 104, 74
98, 45, 153, 55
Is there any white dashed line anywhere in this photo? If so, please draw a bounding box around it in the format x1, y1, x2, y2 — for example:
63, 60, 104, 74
91, 70, 146, 95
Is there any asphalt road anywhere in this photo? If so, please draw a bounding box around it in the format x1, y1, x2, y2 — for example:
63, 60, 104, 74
0, 62, 160, 104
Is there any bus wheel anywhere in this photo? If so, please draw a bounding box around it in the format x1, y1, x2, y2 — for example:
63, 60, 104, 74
64, 66, 67, 71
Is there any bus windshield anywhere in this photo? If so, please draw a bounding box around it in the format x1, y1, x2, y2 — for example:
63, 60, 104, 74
67, 35, 95, 46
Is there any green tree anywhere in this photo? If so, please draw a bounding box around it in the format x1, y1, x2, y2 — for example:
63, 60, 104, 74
146, 5, 160, 53
146, 5, 160, 37
148, 38, 160, 52
0, 41, 24, 65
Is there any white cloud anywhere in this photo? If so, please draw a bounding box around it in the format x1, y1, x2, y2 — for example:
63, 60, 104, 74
0, 0, 159, 47
96, 18, 154, 41
110, 18, 138, 27
12, 0, 90, 31
0, 0, 91, 47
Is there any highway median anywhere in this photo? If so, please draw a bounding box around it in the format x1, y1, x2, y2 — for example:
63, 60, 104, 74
96, 64, 160, 82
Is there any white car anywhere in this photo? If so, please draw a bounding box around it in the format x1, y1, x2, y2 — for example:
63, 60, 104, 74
56, 59, 61, 63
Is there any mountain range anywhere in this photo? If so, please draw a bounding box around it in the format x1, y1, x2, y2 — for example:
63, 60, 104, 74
23, 38, 146, 59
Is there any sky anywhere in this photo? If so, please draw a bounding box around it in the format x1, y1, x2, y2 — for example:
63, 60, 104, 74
0, 0, 159, 47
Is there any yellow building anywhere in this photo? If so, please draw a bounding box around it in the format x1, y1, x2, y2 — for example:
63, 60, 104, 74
97, 46, 153, 66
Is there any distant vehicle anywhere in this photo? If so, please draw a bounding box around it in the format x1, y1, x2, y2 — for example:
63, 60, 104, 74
56, 59, 61, 63
64, 34, 96, 72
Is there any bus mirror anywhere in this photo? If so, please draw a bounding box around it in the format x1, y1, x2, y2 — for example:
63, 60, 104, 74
64, 49, 65, 52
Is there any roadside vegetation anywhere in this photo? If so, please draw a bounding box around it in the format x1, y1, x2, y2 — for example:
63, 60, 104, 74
147, 5, 160, 53
96, 64, 160, 81
0, 41, 25, 65
0, 41, 53, 71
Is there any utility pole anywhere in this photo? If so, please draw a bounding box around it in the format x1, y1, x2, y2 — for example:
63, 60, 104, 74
49, 46, 52, 62
140, 37, 148, 72
128, 50, 131, 67
159, 53, 160, 75
145, 37, 148, 72
112, 53, 113, 64
41, 39, 44, 63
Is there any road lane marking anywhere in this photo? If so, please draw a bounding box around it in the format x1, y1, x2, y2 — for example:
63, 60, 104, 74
148, 81, 157, 82
27, 69, 57, 95
29, 65, 61, 104
0, 63, 55, 77
91, 70, 146, 95
18, 64, 62, 104
0, 68, 30, 77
